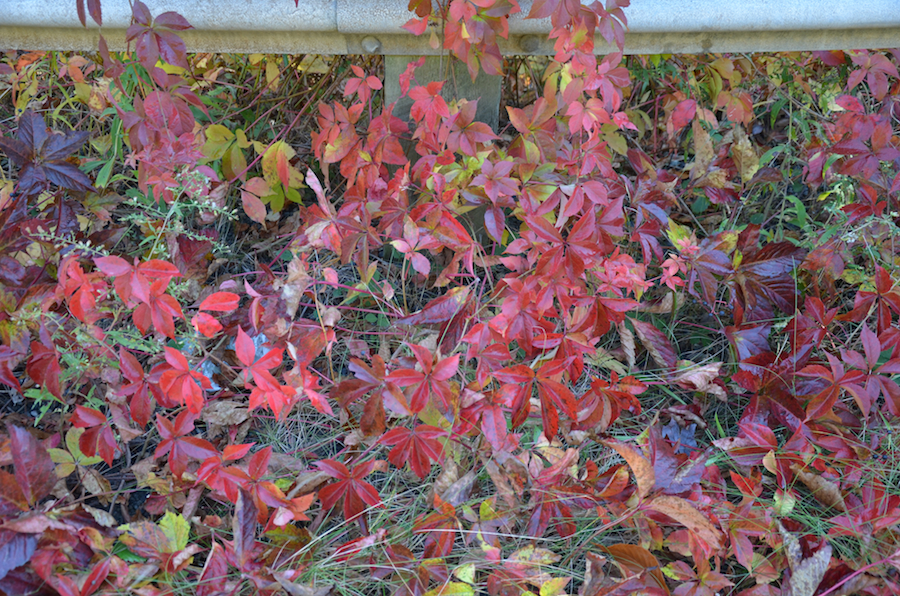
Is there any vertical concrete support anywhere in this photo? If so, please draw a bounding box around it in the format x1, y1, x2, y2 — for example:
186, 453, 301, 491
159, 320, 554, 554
383, 56, 503, 131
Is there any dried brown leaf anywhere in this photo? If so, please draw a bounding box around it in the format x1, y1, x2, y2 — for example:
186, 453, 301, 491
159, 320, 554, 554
600, 439, 655, 501
580, 552, 608, 596
598, 544, 670, 595
780, 521, 832, 596
789, 464, 846, 512
483, 457, 519, 509
617, 322, 636, 370
273, 571, 336, 596
732, 124, 759, 183
200, 400, 249, 439
646, 495, 724, 549
691, 118, 714, 179
80, 467, 111, 498
673, 360, 726, 401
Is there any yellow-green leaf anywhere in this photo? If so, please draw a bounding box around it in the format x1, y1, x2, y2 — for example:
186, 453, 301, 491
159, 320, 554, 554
453, 563, 475, 584
423, 583, 474, 596
159, 511, 191, 552
540, 577, 570, 596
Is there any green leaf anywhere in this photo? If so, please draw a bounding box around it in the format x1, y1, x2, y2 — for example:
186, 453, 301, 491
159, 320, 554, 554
95, 159, 114, 189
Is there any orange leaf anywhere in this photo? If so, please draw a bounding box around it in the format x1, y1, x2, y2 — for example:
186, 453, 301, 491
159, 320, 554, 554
600, 439, 655, 500
599, 543, 670, 594
646, 495, 724, 550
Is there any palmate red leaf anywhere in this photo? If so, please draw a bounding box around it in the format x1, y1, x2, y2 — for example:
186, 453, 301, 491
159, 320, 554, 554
132, 278, 184, 338
839, 266, 900, 334
235, 326, 257, 369
236, 326, 283, 389
117, 348, 158, 427
380, 425, 446, 479
241, 183, 268, 224
76, 0, 102, 27
685, 232, 734, 307
0, 532, 38, 586
71, 405, 117, 465
0, 346, 23, 393
480, 402, 509, 451
732, 227, 807, 322
154, 411, 217, 479
798, 352, 865, 420
0, 110, 94, 196
125, 1, 192, 70
408, 0, 433, 17
315, 459, 382, 527
248, 378, 297, 421
387, 346, 458, 413
197, 542, 229, 596
97, 256, 182, 307
159, 347, 210, 413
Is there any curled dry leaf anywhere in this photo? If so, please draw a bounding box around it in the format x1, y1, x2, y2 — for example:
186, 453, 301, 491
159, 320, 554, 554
320, 307, 341, 326
780, 521, 832, 596
275, 257, 312, 319
579, 551, 608, 596
673, 360, 726, 401
632, 292, 683, 315
482, 456, 520, 509
617, 322, 636, 370
273, 570, 336, 596
200, 399, 250, 428
732, 124, 760, 183
789, 464, 846, 512
80, 467, 112, 498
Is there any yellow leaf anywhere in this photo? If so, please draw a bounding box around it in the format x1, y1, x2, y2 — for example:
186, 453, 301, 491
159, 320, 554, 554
265, 60, 280, 92
453, 563, 476, 584
159, 511, 191, 552
423, 582, 474, 596
666, 218, 692, 247
205, 124, 234, 143
540, 577, 570, 596
235, 128, 251, 149
73, 82, 91, 104
48, 448, 76, 477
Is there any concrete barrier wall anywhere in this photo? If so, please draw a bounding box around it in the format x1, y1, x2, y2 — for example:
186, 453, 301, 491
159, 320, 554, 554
1, 0, 899, 54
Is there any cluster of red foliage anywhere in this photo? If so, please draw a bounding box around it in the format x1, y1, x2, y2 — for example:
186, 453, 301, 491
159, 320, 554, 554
0, 0, 900, 595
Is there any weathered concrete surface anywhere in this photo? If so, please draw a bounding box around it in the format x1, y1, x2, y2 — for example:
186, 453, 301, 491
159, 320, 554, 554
1, 0, 898, 54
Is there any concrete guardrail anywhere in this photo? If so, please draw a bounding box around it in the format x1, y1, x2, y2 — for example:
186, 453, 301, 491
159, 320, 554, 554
1, 0, 899, 56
